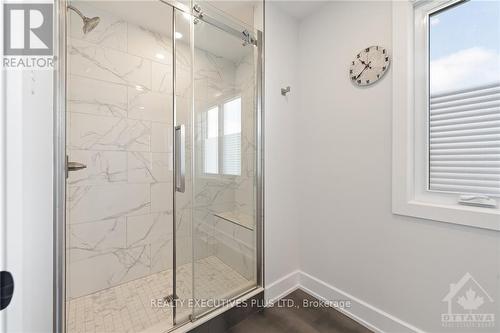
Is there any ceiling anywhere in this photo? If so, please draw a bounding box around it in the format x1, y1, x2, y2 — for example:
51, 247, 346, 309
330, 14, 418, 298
272, 0, 326, 20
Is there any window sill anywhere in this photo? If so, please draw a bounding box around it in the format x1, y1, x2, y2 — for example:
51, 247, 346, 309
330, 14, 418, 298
393, 198, 500, 231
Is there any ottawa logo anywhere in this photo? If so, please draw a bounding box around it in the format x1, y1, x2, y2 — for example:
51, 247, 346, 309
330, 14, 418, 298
441, 273, 495, 328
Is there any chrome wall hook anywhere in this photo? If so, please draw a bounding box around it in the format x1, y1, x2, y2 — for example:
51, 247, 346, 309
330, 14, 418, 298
281, 86, 291, 96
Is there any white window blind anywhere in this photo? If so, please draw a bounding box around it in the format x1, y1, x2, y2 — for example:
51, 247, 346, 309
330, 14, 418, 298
202, 97, 241, 176
429, 82, 500, 197
223, 98, 241, 176
204, 106, 219, 174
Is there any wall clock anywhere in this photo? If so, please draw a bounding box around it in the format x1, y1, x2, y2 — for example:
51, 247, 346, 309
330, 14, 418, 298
349, 46, 390, 86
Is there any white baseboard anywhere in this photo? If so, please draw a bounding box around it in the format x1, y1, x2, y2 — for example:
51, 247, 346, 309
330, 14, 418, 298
265, 270, 426, 333
264, 270, 300, 304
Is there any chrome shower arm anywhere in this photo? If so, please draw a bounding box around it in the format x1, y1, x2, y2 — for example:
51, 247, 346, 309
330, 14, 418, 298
67, 5, 85, 20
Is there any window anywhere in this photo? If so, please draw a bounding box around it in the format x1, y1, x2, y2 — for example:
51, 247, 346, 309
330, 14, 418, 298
203, 97, 241, 176
222, 98, 242, 175
428, 0, 500, 198
392, 0, 500, 230
204, 106, 219, 174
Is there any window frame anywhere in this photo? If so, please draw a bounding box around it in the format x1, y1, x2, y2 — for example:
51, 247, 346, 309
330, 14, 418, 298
392, 0, 500, 231
201, 95, 242, 178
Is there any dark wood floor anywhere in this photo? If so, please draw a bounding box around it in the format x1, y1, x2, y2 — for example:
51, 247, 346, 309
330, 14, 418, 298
226, 289, 373, 333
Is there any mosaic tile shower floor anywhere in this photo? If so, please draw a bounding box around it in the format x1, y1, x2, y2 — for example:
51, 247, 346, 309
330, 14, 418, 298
67, 256, 250, 333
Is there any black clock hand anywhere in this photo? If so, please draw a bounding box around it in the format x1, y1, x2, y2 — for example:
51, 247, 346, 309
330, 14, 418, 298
356, 61, 372, 79
359, 59, 368, 66
359, 58, 372, 69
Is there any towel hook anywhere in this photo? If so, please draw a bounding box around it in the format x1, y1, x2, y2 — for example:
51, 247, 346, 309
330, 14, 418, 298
281, 86, 291, 96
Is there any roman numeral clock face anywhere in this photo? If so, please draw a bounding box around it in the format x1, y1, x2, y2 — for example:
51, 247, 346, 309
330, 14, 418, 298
349, 46, 390, 86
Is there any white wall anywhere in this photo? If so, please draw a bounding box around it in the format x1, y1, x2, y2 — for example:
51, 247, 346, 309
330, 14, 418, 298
2, 70, 54, 333
0, 1, 54, 331
264, 2, 301, 300
294, 1, 500, 332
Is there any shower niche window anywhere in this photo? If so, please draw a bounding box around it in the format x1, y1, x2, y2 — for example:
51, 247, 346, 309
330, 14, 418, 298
63, 1, 262, 332
202, 97, 242, 176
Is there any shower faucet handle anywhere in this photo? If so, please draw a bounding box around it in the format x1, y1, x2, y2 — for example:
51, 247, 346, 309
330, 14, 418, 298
67, 161, 87, 172
66, 155, 87, 179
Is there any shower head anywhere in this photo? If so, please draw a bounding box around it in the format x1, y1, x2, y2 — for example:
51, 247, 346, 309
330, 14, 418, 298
82, 16, 100, 34
67, 5, 100, 34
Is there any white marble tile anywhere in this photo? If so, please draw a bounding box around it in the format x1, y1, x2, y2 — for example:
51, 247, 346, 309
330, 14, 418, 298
235, 53, 254, 91
68, 183, 150, 224
69, 38, 152, 89
69, 2, 127, 52
175, 41, 192, 69
69, 217, 126, 263
173, 181, 193, 239
126, 212, 172, 247
191, 256, 251, 309
127, 151, 154, 183
128, 87, 172, 123
68, 150, 127, 186
193, 224, 216, 262
127, 152, 172, 184
68, 75, 127, 117
193, 178, 237, 207
174, 236, 192, 267
215, 241, 255, 281
150, 182, 173, 213
151, 122, 172, 153
152, 61, 172, 94
150, 239, 173, 273
194, 49, 236, 101
175, 64, 192, 98
69, 113, 151, 152
212, 217, 255, 280
66, 256, 249, 333
175, 96, 191, 129
127, 23, 172, 65
152, 153, 172, 182
68, 244, 151, 298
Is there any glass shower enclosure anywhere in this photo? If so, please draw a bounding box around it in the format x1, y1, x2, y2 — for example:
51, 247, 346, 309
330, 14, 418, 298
59, 0, 263, 331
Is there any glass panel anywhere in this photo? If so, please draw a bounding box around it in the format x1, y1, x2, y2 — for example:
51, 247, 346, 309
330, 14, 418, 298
65, 1, 175, 331
172, 7, 194, 325
429, 0, 500, 94
191, 16, 258, 319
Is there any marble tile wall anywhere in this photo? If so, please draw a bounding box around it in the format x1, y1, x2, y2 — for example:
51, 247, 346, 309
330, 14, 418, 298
66, 1, 258, 300
66, 2, 176, 299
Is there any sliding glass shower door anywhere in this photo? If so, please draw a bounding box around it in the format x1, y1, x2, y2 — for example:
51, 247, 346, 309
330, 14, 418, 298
173, 5, 260, 321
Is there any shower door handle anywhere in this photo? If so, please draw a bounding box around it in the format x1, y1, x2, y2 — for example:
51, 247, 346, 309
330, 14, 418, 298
175, 125, 185, 193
